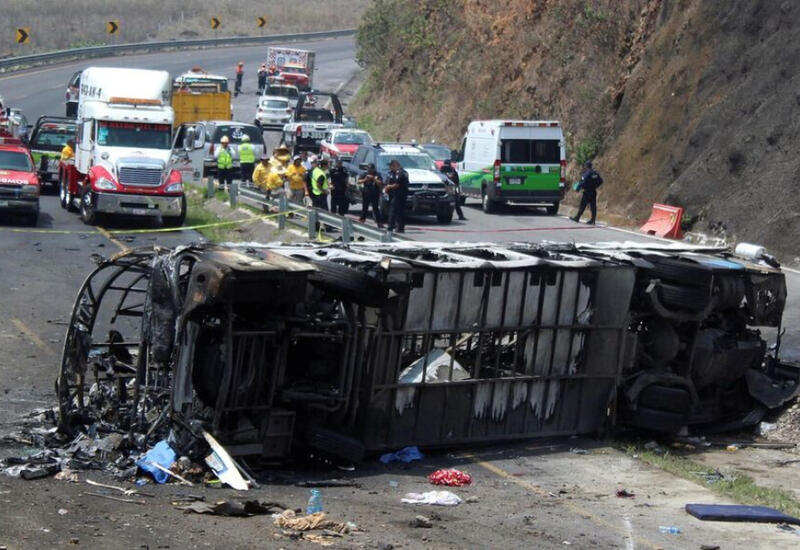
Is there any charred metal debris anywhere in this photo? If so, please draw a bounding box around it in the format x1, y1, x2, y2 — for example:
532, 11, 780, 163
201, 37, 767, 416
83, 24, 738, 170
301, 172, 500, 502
10, 241, 800, 473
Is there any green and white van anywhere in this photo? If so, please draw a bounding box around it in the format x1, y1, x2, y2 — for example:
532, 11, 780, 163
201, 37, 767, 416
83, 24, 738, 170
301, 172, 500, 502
455, 120, 566, 214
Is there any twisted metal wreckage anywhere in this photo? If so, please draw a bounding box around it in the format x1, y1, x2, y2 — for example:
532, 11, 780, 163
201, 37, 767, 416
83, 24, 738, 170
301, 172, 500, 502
56, 241, 799, 462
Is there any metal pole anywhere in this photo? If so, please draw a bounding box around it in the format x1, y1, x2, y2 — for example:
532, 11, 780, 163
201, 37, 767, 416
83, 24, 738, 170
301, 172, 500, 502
341, 216, 352, 243
207, 175, 215, 198
278, 195, 287, 230
381, 229, 393, 243
308, 209, 317, 240
230, 181, 238, 207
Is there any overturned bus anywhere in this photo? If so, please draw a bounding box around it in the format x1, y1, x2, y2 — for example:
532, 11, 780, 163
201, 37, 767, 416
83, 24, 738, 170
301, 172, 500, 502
56, 242, 798, 462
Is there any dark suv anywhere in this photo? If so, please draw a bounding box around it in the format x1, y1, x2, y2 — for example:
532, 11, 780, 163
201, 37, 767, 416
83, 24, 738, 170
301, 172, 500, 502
345, 143, 455, 223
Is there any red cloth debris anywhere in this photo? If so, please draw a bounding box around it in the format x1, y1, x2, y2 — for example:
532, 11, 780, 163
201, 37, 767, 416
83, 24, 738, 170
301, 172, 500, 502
428, 469, 472, 487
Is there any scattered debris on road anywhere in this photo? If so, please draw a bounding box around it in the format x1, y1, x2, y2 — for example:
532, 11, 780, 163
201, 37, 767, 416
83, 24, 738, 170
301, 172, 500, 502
428, 468, 472, 486
402, 490, 462, 506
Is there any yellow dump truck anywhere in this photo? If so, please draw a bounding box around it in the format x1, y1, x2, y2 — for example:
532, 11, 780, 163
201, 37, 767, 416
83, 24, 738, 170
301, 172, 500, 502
171, 70, 232, 127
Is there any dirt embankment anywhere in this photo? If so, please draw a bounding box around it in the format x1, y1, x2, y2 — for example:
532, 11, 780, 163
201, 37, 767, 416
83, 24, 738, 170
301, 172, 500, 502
353, 0, 800, 259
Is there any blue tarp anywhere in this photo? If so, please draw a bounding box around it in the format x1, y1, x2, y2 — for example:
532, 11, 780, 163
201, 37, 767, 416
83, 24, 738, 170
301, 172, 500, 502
380, 446, 424, 464
136, 440, 176, 484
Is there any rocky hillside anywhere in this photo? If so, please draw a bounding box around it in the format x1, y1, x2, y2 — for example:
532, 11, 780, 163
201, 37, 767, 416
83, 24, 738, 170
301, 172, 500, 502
352, 0, 800, 259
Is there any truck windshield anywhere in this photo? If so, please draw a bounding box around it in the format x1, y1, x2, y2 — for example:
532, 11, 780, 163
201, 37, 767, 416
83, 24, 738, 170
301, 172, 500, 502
333, 132, 371, 145
378, 153, 436, 172
266, 86, 298, 99
212, 125, 263, 145
500, 139, 561, 164
421, 144, 451, 161
97, 121, 172, 149
0, 151, 33, 172
32, 125, 75, 151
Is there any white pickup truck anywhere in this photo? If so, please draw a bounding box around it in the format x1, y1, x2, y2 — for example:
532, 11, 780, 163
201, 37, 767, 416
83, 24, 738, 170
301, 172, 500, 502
281, 91, 343, 155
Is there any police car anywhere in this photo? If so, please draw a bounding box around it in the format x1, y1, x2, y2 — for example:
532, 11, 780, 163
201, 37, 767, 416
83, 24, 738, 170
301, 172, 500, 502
345, 143, 456, 223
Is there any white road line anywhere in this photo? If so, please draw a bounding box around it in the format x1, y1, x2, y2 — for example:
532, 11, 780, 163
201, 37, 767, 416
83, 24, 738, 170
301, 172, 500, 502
623, 516, 636, 550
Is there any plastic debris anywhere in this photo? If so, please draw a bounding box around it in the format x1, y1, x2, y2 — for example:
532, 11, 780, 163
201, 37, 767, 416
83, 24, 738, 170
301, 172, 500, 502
379, 446, 424, 464
54, 469, 78, 482
658, 526, 681, 534
428, 469, 472, 487
725, 444, 739, 452
401, 490, 462, 506
136, 440, 176, 484
307, 489, 324, 514
203, 430, 249, 491
177, 499, 288, 517
758, 422, 777, 436
273, 509, 353, 533
569, 448, 588, 455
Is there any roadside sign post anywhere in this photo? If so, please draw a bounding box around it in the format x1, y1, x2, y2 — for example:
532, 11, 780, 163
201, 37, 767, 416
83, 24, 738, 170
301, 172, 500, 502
210, 17, 221, 37
257, 16, 267, 36
15, 27, 30, 45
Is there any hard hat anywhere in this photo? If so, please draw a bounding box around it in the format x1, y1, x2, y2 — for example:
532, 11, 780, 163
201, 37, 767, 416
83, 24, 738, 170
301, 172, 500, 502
221, 135, 230, 144
260, 153, 270, 161
241, 134, 250, 142
292, 155, 301, 161
238, 61, 244, 66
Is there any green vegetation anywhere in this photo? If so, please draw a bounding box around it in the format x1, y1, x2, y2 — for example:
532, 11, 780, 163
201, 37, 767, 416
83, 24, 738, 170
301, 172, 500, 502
624, 444, 800, 517
574, 135, 603, 166
185, 188, 247, 242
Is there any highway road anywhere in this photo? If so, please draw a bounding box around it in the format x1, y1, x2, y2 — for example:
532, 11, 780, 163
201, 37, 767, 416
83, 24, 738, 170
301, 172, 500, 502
0, 35, 798, 550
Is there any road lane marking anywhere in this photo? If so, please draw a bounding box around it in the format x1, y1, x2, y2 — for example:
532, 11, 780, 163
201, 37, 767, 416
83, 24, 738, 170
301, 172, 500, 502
11, 318, 57, 357
468, 457, 661, 549
96, 226, 129, 252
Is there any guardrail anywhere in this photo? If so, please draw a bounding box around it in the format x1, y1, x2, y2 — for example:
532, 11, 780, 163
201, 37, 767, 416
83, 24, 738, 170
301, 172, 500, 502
218, 180, 400, 243
0, 29, 355, 72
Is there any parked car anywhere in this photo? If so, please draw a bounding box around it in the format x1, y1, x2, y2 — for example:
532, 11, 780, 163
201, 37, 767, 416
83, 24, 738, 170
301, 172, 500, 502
65, 70, 81, 117
28, 116, 76, 192
419, 143, 452, 170
171, 120, 266, 181
0, 141, 40, 225
319, 129, 373, 163
345, 143, 455, 223
254, 95, 293, 131
263, 83, 300, 109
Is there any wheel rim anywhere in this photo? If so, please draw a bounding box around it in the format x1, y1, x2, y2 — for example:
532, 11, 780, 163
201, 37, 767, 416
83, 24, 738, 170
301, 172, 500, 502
60, 182, 66, 203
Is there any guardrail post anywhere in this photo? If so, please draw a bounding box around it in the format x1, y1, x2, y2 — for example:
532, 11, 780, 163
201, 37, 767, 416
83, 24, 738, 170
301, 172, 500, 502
206, 175, 215, 198
278, 195, 287, 230
341, 216, 353, 243
230, 181, 238, 207
308, 209, 317, 240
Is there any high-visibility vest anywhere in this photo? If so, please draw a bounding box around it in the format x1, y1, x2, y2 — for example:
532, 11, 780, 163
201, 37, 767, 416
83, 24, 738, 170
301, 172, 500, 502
239, 142, 255, 164
311, 167, 329, 195
217, 147, 233, 170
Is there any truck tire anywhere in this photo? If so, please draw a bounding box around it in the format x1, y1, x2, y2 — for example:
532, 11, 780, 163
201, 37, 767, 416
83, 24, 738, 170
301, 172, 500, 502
308, 259, 389, 307
481, 187, 495, 214
648, 257, 713, 287
623, 406, 687, 433
545, 201, 560, 215
436, 206, 454, 224
80, 188, 97, 226
163, 196, 187, 228
659, 283, 711, 312
637, 385, 692, 414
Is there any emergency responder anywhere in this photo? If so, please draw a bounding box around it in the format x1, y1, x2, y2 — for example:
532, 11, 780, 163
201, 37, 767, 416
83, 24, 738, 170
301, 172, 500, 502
268, 64, 279, 77
384, 159, 409, 233
310, 158, 330, 210
304, 155, 317, 200
329, 158, 350, 216
265, 165, 287, 200
60, 139, 75, 162
215, 135, 236, 190
257, 64, 268, 94
301, 151, 312, 171
238, 134, 255, 184
234, 62, 244, 96
269, 145, 291, 170
357, 163, 383, 227
252, 154, 271, 192
286, 155, 308, 204
440, 159, 466, 220
570, 160, 603, 225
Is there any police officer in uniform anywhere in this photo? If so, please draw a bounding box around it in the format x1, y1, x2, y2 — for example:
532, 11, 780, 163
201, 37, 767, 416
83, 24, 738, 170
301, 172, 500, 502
384, 159, 409, 233
440, 159, 466, 220
329, 158, 350, 215
571, 160, 603, 224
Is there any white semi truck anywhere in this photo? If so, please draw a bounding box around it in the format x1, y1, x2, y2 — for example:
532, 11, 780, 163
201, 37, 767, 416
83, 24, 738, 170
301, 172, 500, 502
61, 67, 185, 226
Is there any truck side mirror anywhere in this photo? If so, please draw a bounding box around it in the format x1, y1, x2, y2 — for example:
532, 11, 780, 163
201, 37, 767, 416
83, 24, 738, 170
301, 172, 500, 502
183, 127, 196, 151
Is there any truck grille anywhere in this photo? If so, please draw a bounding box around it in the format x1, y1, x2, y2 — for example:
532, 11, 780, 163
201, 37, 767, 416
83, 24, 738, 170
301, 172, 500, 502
0, 186, 21, 199
119, 166, 162, 187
